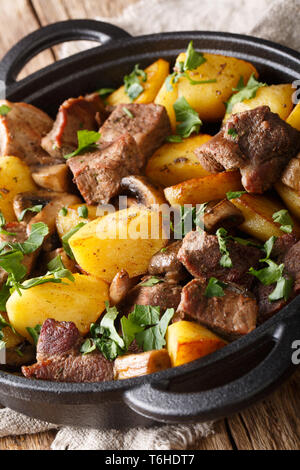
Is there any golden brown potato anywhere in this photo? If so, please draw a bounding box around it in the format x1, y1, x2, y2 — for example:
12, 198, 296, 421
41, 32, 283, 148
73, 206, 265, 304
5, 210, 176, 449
114, 349, 171, 380
224, 84, 294, 121
107, 59, 170, 106
286, 102, 300, 131
155, 53, 258, 127
275, 181, 300, 220
32, 164, 72, 193
0, 156, 37, 221
145, 134, 212, 187
56, 204, 98, 239
231, 193, 300, 241
166, 321, 226, 367
164, 170, 243, 206
69, 207, 168, 283
6, 274, 109, 342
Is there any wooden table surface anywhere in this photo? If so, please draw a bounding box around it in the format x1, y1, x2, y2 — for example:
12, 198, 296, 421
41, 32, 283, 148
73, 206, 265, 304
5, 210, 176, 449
0, 0, 299, 451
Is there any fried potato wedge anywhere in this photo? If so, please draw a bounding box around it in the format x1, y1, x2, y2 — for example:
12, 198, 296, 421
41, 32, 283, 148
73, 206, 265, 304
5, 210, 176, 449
114, 349, 171, 380
56, 204, 98, 239
107, 59, 170, 106
69, 207, 168, 283
275, 181, 300, 220
231, 193, 300, 241
155, 53, 257, 126
164, 170, 243, 206
145, 134, 212, 187
286, 102, 300, 131
7, 274, 109, 341
224, 84, 294, 121
0, 156, 37, 221
166, 321, 226, 367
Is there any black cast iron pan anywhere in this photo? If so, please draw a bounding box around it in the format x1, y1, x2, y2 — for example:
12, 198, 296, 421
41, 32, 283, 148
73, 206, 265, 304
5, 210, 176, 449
0, 20, 299, 429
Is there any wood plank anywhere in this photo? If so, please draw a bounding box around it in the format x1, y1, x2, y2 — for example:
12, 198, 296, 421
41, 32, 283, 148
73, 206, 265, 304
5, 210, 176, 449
195, 420, 234, 450
31, 0, 139, 60
0, 430, 56, 450
0, 0, 54, 79
228, 369, 300, 450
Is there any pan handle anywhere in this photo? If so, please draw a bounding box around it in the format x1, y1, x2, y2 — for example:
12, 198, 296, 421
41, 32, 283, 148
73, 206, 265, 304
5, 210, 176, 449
124, 315, 300, 423
0, 19, 132, 85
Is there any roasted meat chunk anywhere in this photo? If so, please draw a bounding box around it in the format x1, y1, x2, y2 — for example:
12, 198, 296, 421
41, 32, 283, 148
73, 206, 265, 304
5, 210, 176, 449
177, 279, 258, 340
281, 153, 300, 192
257, 237, 300, 322
67, 133, 142, 204
22, 319, 114, 382
195, 106, 300, 193
99, 103, 171, 164
41, 93, 106, 160
0, 100, 56, 168
122, 277, 182, 315
177, 230, 262, 289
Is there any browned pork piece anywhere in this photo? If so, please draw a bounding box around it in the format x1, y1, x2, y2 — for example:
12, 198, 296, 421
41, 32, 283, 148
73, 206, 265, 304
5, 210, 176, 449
41, 93, 107, 160
148, 241, 188, 283
99, 103, 171, 164
281, 153, 300, 192
67, 133, 142, 204
0, 222, 37, 289
0, 100, 56, 167
122, 277, 182, 315
22, 319, 114, 382
257, 236, 300, 323
114, 349, 171, 380
177, 279, 258, 340
177, 230, 262, 289
195, 106, 300, 193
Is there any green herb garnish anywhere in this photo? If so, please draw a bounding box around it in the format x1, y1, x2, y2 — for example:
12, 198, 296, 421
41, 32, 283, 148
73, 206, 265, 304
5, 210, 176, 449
205, 277, 227, 298
227, 128, 238, 139
216, 228, 233, 268
60, 207, 68, 217
124, 64, 147, 101
226, 190, 247, 200
173, 97, 202, 138
77, 205, 88, 219
97, 88, 116, 98
18, 205, 43, 222
62, 223, 86, 259
140, 277, 163, 287
64, 130, 101, 160
272, 209, 294, 234
26, 325, 41, 345
226, 74, 267, 113
0, 105, 11, 116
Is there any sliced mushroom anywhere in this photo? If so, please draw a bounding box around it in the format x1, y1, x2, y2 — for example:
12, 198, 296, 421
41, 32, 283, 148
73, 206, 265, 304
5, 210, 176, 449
202, 199, 245, 233
148, 241, 188, 283
5, 343, 36, 368
281, 153, 300, 192
121, 175, 166, 209
32, 164, 73, 193
13, 190, 63, 222
109, 270, 140, 306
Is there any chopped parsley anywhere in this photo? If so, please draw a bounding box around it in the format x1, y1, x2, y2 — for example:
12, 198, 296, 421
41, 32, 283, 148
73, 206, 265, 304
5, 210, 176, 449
123, 107, 134, 118
0, 313, 16, 350
0, 105, 11, 116
272, 209, 294, 234
226, 190, 247, 200
173, 96, 202, 138
216, 228, 233, 268
77, 205, 88, 219
81, 303, 175, 360
140, 277, 163, 287
18, 205, 43, 222
227, 128, 238, 139
26, 325, 41, 345
62, 222, 86, 259
226, 74, 267, 113
166, 41, 216, 92
124, 64, 147, 101
165, 135, 184, 143
64, 130, 101, 160
60, 207, 68, 217
97, 87, 116, 98
205, 277, 226, 298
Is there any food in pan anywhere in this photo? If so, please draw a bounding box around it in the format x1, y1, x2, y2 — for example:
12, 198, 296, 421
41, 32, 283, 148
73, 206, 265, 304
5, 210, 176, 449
0, 41, 299, 383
